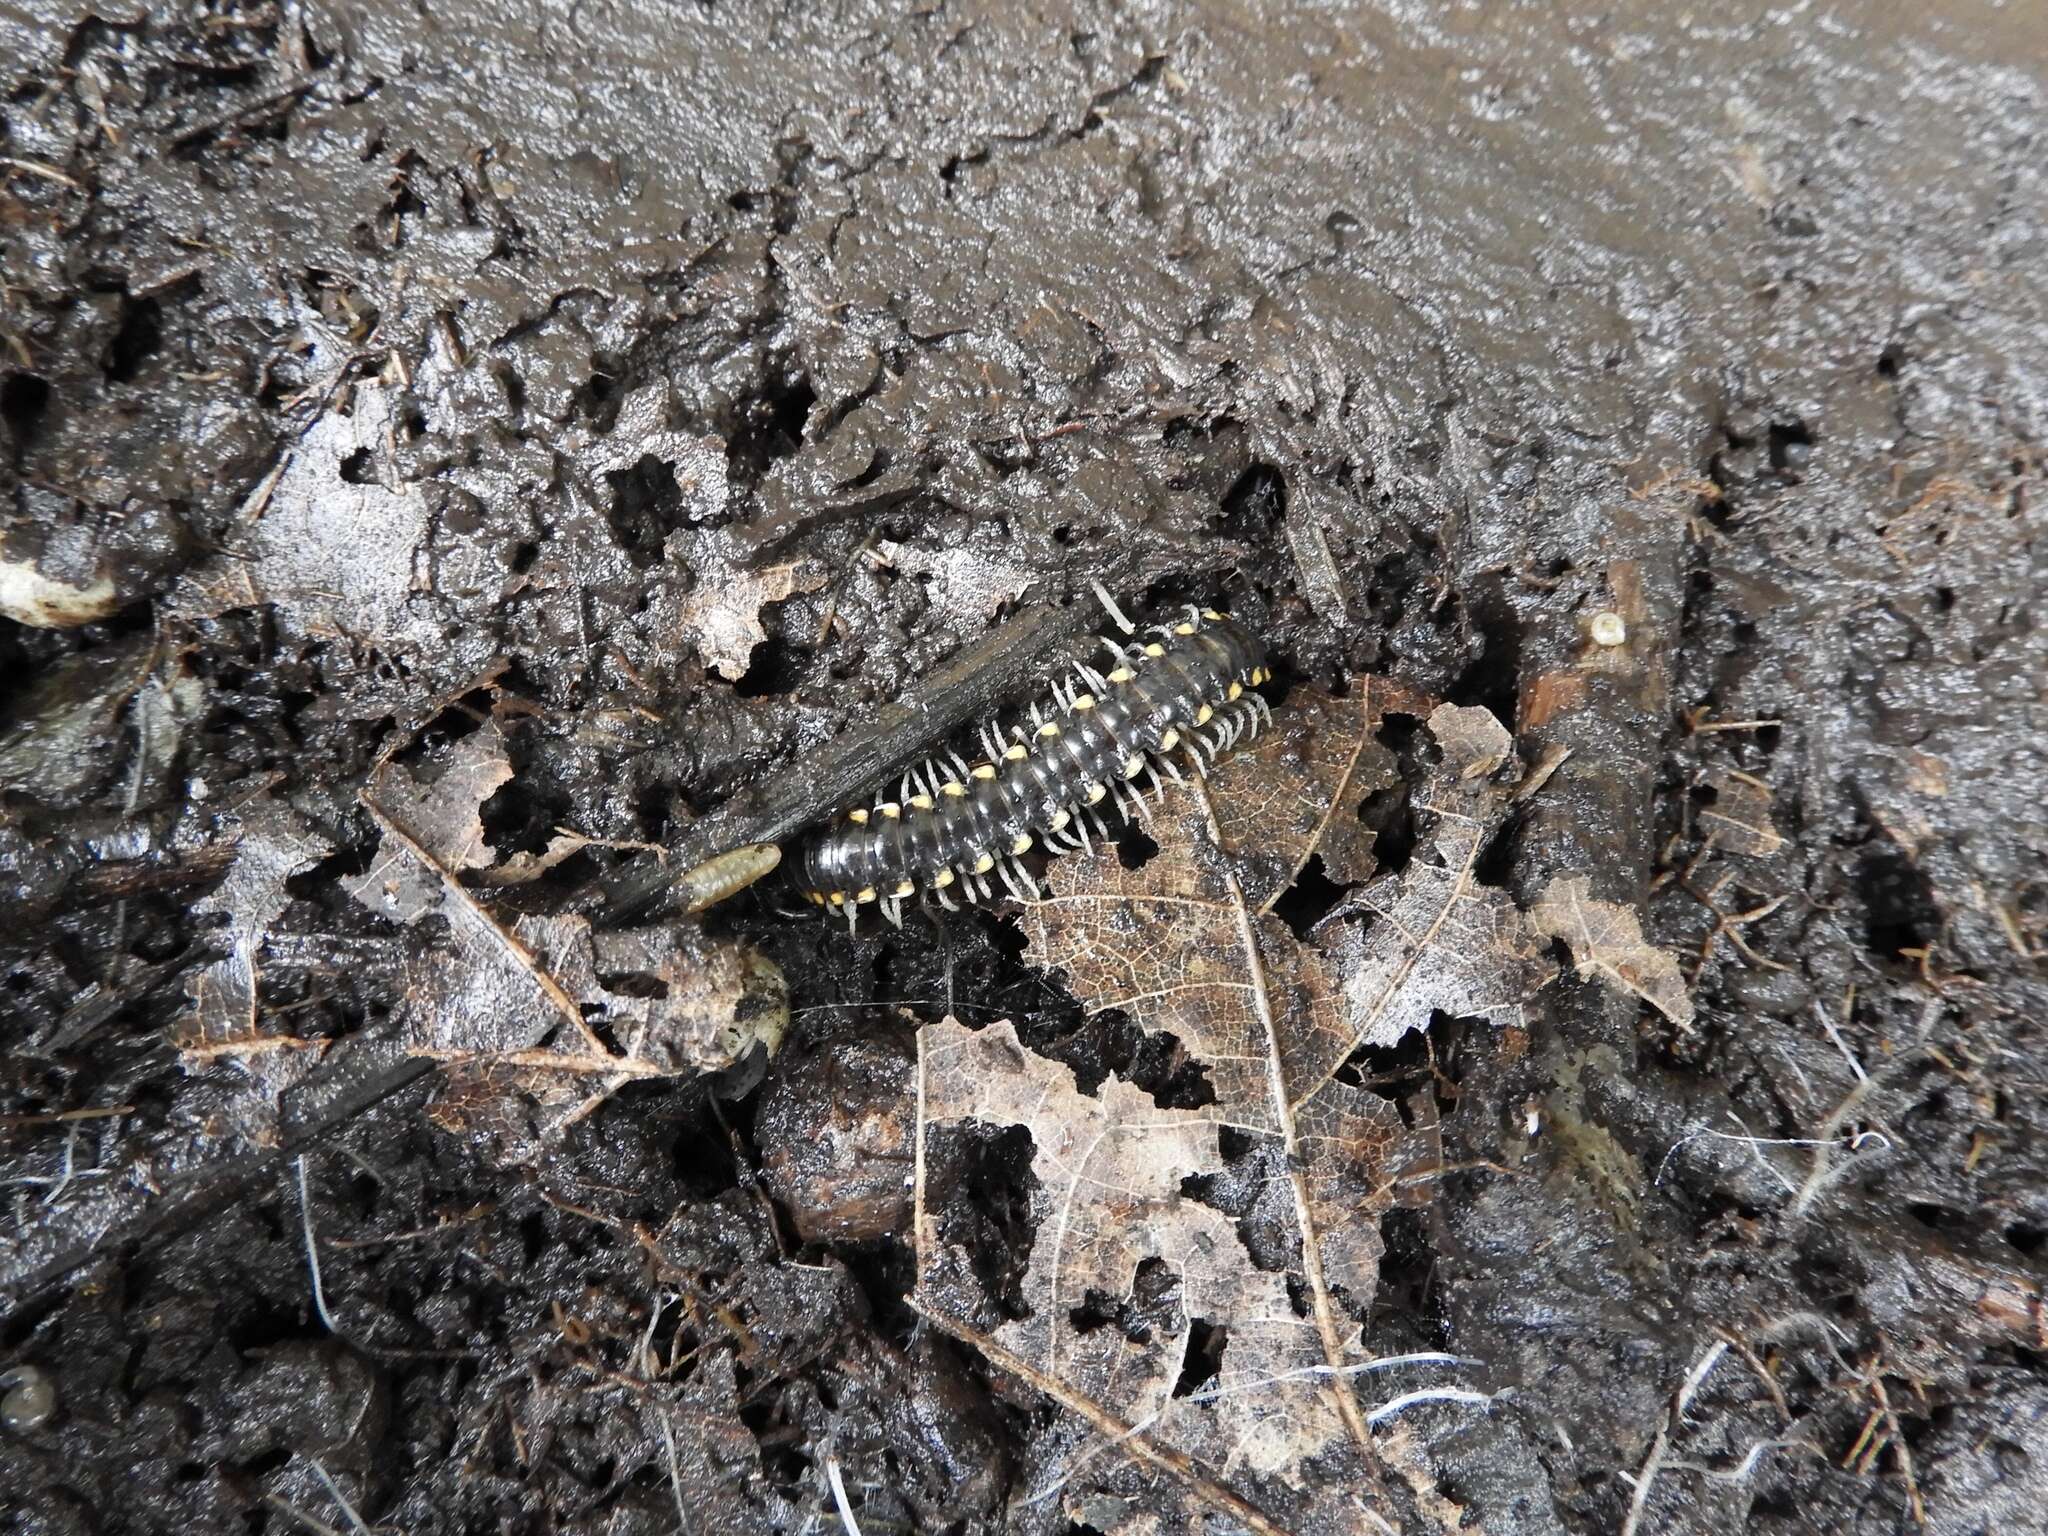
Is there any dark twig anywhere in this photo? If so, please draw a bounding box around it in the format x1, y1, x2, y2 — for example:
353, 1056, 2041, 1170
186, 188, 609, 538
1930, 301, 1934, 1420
582, 600, 1099, 924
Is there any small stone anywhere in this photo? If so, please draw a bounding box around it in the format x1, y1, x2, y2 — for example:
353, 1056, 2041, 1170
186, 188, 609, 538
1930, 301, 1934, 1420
756, 1037, 914, 1243
1589, 611, 1628, 647
0, 1364, 58, 1432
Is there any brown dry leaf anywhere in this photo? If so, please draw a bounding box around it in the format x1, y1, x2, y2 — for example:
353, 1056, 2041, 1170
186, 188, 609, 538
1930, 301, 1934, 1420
345, 723, 515, 922
914, 702, 1546, 1533
407, 905, 788, 1161
1699, 769, 1783, 857
173, 797, 335, 1139
470, 828, 595, 887
1205, 678, 1431, 909
1528, 875, 1696, 1028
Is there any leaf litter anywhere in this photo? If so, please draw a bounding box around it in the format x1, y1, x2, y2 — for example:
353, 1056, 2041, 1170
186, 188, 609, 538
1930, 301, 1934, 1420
354, 736, 790, 1163
174, 717, 788, 1164
913, 695, 1556, 1533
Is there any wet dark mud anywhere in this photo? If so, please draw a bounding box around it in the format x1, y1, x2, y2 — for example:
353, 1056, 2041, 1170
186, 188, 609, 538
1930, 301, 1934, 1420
3, 1, 2044, 1532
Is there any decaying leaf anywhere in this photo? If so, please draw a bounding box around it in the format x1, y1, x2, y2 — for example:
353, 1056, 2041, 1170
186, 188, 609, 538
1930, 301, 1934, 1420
877, 534, 1041, 624
1205, 678, 1431, 909
649, 527, 827, 682
914, 702, 1549, 1531
174, 797, 335, 1138
1529, 875, 1696, 1028
405, 903, 788, 1161
345, 723, 516, 922
359, 789, 786, 1162
1699, 769, 1783, 858
176, 380, 438, 648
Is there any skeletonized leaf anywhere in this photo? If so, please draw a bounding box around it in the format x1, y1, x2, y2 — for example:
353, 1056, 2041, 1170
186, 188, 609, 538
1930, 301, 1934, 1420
915, 702, 1547, 1531
876, 535, 1040, 624
1528, 875, 1696, 1027
174, 798, 335, 1139
1699, 770, 1783, 858
1322, 706, 1544, 1051
345, 723, 515, 922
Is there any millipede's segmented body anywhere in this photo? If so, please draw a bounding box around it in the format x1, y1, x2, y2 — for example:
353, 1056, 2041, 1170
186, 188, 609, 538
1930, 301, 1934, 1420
801, 606, 1272, 928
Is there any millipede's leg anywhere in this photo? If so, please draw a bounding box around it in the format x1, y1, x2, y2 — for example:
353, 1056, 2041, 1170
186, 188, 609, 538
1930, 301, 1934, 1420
980, 721, 1007, 763
1157, 752, 1186, 786
1143, 763, 1167, 803
998, 858, 1033, 902
1252, 693, 1273, 729
1078, 662, 1110, 693
881, 896, 904, 929
935, 882, 959, 911
845, 902, 858, 936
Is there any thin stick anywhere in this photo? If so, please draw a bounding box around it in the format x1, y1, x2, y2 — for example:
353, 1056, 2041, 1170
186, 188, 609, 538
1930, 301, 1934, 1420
296, 1156, 339, 1335
1620, 1421, 1671, 1536
825, 1457, 864, 1535
304, 1455, 374, 1535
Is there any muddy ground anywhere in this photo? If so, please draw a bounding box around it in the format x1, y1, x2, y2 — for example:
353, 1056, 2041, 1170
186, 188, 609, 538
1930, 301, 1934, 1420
3, 1, 2045, 1532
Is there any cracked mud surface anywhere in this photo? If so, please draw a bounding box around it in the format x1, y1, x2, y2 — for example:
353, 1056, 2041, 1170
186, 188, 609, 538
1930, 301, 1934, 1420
3, 2, 2043, 1532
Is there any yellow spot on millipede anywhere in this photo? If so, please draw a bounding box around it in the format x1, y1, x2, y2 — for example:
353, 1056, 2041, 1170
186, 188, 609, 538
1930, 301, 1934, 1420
971, 763, 997, 780
973, 852, 996, 874
1196, 703, 1214, 725
1010, 833, 1033, 855
848, 807, 870, 824
1004, 743, 1028, 760
1037, 721, 1060, 737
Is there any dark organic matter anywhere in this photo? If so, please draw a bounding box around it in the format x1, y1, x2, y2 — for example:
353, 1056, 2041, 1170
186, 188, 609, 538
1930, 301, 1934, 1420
3, 1, 2043, 1532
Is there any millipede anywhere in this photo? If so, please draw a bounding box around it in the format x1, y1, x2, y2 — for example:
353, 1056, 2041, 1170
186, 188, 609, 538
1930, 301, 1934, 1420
799, 595, 1273, 930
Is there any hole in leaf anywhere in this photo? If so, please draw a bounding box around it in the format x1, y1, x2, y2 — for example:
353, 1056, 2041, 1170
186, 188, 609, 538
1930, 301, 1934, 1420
1173, 1317, 1228, 1398
1115, 824, 1159, 870
1269, 852, 1346, 940
603, 452, 685, 567
1216, 463, 1286, 540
